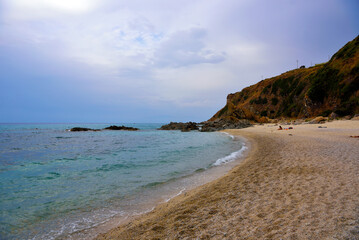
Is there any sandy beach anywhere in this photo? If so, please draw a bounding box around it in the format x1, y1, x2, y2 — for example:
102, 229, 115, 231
97, 120, 359, 239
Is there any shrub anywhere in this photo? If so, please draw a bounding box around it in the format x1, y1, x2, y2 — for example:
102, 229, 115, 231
340, 78, 359, 102
262, 85, 269, 94
217, 104, 228, 117
271, 97, 279, 105
307, 66, 340, 103
335, 97, 359, 116
321, 110, 332, 117
294, 82, 306, 96
271, 76, 298, 97
331, 37, 358, 60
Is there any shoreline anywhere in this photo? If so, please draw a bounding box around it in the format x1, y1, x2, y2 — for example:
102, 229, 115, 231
97, 120, 359, 239
69, 133, 249, 239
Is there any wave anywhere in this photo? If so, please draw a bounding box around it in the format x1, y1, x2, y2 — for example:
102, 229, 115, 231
32, 208, 125, 240
212, 144, 247, 166
221, 132, 235, 139
164, 188, 186, 202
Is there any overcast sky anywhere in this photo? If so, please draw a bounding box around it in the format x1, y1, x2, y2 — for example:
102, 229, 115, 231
0, 0, 358, 123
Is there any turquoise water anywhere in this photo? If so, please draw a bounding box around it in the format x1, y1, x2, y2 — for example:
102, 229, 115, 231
0, 123, 245, 239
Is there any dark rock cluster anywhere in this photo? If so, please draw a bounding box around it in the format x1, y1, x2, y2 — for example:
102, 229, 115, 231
69, 125, 139, 132
158, 119, 251, 132
158, 122, 199, 132
104, 125, 139, 131
200, 118, 252, 132
69, 127, 100, 132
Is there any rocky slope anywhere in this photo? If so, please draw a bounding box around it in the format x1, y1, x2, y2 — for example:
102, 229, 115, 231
210, 35, 359, 122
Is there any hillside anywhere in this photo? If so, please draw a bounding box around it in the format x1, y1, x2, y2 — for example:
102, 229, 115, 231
210, 35, 359, 122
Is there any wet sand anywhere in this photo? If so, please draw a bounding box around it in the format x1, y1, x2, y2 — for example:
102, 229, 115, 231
97, 120, 359, 239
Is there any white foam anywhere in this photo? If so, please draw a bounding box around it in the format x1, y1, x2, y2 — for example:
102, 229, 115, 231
32, 209, 126, 240
164, 188, 186, 202
132, 207, 155, 216
222, 132, 235, 139
212, 144, 247, 166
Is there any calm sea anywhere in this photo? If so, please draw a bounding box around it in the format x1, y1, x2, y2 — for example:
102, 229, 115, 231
0, 123, 246, 239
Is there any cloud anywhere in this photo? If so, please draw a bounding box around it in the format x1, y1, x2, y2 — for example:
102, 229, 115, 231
147, 63, 236, 108
1, 0, 358, 122
155, 28, 226, 68
3, 0, 100, 20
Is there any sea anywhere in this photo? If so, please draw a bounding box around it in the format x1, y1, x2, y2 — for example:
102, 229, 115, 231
0, 123, 247, 239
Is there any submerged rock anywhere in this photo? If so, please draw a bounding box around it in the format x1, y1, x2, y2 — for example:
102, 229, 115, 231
104, 125, 139, 131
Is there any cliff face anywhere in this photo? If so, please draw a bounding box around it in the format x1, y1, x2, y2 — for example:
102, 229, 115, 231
210, 35, 359, 122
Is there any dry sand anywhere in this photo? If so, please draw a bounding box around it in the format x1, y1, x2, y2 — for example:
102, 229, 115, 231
96, 120, 359, 240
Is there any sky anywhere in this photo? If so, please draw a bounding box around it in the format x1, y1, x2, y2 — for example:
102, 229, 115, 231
0, 0, 358, 123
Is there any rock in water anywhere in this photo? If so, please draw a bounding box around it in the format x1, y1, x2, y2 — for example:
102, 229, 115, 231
158, 122, 199, 131
104, 125, 139, 131
70, 127, 96, 132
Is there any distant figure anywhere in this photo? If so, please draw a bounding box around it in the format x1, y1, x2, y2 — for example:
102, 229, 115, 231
278, 126, 283, 130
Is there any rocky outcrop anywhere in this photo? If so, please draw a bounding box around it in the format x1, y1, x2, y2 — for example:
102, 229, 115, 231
70, 127, 99, 131
200, 118, 252, 132
104, 125, 139, 131
328, 112, 339, 120
159, 119, 252, 132
70, 125, 139, 132
158, 122, 199, 131
308, 116, 327, 124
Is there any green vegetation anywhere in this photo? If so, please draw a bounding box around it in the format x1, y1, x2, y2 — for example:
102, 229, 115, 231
294, 82, 306, 96
250, 96, 268, 105
336, 95, 359, 116
270, 76, 303, 97
321, 110, 332, 117
261, 85, 270, 94
307, 66, 340, 103
271, 97, 279, 105
260, 110, 267, 117
271, 77, 295, 94
340, 78, 359, 102
331, 36, 359, 60
217, 104, 228, 117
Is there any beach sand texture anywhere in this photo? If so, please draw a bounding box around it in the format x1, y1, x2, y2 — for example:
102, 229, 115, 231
97, 120, 359, 240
